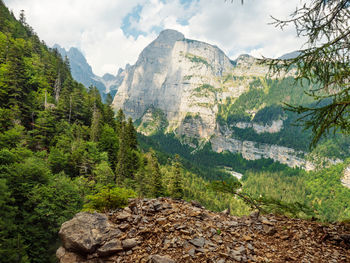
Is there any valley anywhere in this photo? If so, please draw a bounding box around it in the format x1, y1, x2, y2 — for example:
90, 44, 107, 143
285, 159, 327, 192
1, 0, 350, 262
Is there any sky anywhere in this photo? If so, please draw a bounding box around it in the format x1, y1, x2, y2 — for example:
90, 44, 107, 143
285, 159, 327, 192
3, 0, 306, 76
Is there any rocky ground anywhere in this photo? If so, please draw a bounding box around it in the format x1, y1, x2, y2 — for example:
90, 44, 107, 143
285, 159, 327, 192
57, 198, 350, 263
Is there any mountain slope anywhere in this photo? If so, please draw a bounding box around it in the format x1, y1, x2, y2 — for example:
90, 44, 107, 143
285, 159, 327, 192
112, 29, 345, 169
53, 44, 122, 98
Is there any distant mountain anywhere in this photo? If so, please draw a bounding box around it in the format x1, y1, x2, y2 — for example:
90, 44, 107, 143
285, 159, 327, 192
278, 51, 301, 60
53, 44, 122, 99
112, 29, 345, 169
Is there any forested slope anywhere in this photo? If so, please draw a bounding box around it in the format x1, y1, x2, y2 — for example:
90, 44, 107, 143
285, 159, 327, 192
1, 2, 350, 262
0, 2, 161, 262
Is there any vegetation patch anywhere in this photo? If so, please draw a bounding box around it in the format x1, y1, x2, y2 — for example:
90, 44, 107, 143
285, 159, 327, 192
137, 107, 168, 136
184, 52, 212, 69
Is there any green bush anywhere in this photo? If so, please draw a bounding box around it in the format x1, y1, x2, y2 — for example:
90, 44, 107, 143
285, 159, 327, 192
83, 187, 136, 212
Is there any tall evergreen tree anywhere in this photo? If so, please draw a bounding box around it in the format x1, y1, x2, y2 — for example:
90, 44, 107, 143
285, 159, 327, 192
115, 109, 126, 135
147, 150, 164, 198
115, 126, 132, 184
170, 154, 184, 199
98, 124, 119, 170
125, 117, 137, 150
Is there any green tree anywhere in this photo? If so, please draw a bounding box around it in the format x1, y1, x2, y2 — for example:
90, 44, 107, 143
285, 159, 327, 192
170, 154, 184, 199
264, 0, 350, 146
90, 108, 102, 142
0, 179, 29, 263
98, 124, 119, 170
115, 126, 133, 184
135, 154, 148, 197
93, 161, 115, 187
125, 117, 138, 150
147, 150, 164, 197
115, 108, 126, 135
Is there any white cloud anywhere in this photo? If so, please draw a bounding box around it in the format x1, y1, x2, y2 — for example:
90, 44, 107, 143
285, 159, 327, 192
3, 0, 307, 76
4, 0, 146, 75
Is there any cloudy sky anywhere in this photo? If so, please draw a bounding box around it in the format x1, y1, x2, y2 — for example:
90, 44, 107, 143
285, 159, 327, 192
4, 0, 306, 76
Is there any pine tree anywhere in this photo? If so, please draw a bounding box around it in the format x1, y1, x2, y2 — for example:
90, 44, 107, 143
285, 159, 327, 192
125, 117, 138, 150
135, 154, 147, 197
90, 107, 101, 142
98, 124, 119, 170
170, 154, 184, 199
147, 150, 164, 198
115, 125, 132, 185
115, 109, 126, 135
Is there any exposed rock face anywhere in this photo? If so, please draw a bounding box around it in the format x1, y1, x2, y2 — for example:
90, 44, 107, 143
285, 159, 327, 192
112, 29, 236, 140
58, 212, 114, 254
233, 120, 284, 134
111, 29, 322, 170
112, 30, 344, 170
342, 165, 350, 188
57, 198, 350, 263
53, 44, 122, 99
211, 135, 316, 171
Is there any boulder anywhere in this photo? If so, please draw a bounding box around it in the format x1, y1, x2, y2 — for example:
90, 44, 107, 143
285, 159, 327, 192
56, 247, 85, 263
58, 212, 112, 254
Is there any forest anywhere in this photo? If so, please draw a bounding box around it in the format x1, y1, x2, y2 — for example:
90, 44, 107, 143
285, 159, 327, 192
1, 1, 350, 262
0, 3, 185, 262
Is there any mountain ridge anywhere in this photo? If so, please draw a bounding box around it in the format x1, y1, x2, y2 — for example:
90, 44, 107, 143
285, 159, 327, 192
111, 29, 330, 170
53, 44, 121, 98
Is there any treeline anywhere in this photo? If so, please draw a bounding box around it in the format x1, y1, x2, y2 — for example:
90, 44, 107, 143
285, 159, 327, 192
0, 3, 184, 262
216, 76, 350, 158
242, 161, 350, 222
138, 131, 350, 222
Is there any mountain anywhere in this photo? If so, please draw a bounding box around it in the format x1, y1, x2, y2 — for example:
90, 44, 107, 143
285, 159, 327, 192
112, 29, 347, 170
53, 44, 122, 99
278, 51, 301, 60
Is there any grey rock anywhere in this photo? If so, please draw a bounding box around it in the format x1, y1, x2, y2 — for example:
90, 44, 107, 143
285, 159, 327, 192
116, 212, 131, 221
188, 248, 195, 257
58, 212, 111, 254
195, 248, 208, 253
247, 243, 254, 251
149, 254, 175, 263
122, 238, 138, 250
189, 237, 206, 248
97, 240, 123, 256
105, 228, 122, 240
153, 200, 163, 211
56, 246, 85, 263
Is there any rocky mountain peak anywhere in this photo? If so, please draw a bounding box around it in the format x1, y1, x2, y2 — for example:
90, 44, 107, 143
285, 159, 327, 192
234, 54, 256, 66
57, 198, 350, 262
102, 73, 116, 81
156, 29, 185, 43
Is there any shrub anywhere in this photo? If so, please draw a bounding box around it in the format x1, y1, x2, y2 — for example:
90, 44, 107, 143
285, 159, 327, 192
83, 186, 136, 212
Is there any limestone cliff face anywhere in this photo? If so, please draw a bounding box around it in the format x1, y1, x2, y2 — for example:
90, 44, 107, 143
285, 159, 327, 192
233, 120, 284, 134
112, 29, 237, 140
210, 135, 315, 171
111, 29, 319, 169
